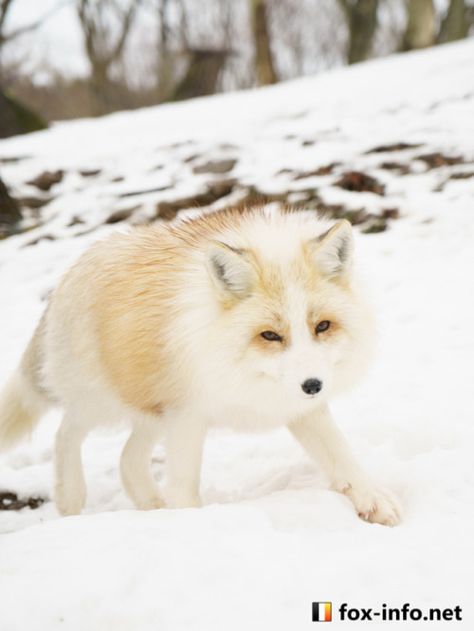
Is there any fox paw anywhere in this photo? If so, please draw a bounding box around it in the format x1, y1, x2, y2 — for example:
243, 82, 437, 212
343, 484, 401, 527
134, 494, 165, 511
55, 484, 86, 516
166, 489, 202, 509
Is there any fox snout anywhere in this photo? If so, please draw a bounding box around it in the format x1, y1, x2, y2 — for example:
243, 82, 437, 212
301, 378, 323, 396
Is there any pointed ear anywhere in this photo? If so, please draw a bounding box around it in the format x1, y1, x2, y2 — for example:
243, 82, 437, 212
308, 220, 354, 277
206, 242, 255, 299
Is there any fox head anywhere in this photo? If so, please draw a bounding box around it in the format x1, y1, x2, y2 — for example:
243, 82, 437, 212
205, 219, 374, 407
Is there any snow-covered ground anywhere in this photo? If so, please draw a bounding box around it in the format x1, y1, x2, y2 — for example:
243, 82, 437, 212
1, 41, 474, 630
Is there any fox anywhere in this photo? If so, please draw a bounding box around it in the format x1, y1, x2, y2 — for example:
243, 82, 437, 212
0, 207, 400, 525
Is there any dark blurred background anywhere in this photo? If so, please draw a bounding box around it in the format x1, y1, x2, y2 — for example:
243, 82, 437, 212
1, 0, 473, 138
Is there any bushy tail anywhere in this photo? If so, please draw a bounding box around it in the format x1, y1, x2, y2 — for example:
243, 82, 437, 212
0, 320, 50, 452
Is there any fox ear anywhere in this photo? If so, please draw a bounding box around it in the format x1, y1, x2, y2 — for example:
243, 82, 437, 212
308, 220, 353, 277
206, 242, 255, 299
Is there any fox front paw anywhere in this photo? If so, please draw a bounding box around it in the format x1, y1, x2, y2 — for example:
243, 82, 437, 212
55, 483, 86, 516
343, 483, 401, 527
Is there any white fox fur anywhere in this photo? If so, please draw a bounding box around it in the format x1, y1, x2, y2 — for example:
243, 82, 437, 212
0, 207, 401, 524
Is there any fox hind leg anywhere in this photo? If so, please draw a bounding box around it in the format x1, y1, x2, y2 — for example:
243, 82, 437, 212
54, 408, 89, 516
120, 419, 164, 510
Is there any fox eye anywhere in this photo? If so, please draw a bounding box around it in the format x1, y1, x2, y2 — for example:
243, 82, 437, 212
260, 330, 283, 342
315, 320, 331, 334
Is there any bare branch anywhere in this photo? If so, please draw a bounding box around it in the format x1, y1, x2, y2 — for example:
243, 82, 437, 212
76, 0, 143, 114
111, 0, 142, 60
0, 0, 70, 47
0, 0, 15, 33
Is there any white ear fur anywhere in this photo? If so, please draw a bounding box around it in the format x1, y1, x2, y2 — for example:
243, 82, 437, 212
206, 242, 255, 298
309, 220, 354, 276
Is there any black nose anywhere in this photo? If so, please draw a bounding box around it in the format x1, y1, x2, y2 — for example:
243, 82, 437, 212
301, 378, 323, 395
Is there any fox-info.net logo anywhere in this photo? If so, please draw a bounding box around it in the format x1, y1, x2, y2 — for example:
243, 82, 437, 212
312, 601, 463, 623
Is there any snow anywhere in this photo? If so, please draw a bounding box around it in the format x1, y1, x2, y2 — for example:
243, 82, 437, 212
1, 41, 474, 629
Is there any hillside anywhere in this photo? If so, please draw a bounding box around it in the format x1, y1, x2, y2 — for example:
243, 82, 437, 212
1, 41, 474, 630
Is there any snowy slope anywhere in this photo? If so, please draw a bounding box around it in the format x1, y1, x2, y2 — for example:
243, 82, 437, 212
1, 41, 474, 630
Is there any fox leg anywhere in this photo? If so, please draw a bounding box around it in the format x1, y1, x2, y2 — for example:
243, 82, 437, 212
54, 408, 89, 516
120, 420, 164, 510
164, 410, 207, 508
289, 403, 401, 526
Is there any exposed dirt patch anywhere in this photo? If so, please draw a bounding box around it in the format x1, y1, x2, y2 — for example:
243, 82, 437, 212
335, 171, 385, 195
156, 180, 236, 220
193, 158, 237, 175
0, 491, 45, 511
118, 185, 171, 198
67, 215, 86, 227
216, 186, 397, 233
79, 168, 102, 178
379, 161, 410, 175
293, 163, 340, 179
417, 152, 465, 169
23, 233, 56, 247
360, 216, 389, 234
0, 155, 31, 164
27, 170, 64, 192
448, 171, 474, 180
367, 142, 422, 153
105, 206, 141, 224
17, 195, 52, 210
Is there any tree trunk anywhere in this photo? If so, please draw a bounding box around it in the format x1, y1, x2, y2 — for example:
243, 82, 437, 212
89, 61, 117, 115
170, 49, 229, 102
340, 0, 379, 64
438, 0, 469, 43
250, 0, 278, 85
403, 0, 436, 50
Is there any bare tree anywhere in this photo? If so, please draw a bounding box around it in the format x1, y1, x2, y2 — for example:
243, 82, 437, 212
438, 0, 470, 43
250, 0, 278, 85
337, 0, 379, 64
0, 0, 49, 136
163, 0, 239, 100
402, 0, 436, 50
0, 0, 64, 80
77, 0, 142, 114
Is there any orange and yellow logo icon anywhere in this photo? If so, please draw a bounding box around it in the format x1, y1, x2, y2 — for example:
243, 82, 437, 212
312, 602, 332, 622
